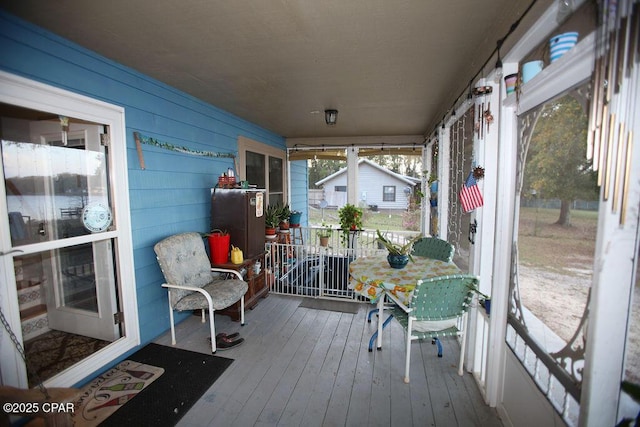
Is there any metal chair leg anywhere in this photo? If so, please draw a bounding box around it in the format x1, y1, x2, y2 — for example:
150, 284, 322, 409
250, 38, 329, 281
432, 337, 443, 357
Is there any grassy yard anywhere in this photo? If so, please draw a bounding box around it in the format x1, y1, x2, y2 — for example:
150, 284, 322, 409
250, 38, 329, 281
307, 205, 407, 230
517, 206, 597, 274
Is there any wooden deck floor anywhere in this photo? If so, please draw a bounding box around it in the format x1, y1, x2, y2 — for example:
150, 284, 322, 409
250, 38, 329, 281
153, 294, 503, 427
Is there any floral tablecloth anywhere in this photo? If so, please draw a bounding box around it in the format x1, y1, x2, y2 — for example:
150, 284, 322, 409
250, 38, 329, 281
348, 254, 461, 305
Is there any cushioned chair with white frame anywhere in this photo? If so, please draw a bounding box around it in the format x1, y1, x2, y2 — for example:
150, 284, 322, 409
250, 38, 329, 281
389, 273, 477, 383
154, 232, 248, 353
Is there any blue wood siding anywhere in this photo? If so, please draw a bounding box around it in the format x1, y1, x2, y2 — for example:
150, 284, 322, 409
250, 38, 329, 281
0, 11, 296, 343
289, 160, 308, 226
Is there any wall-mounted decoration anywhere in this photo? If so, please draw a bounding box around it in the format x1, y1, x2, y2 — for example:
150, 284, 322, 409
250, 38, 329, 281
133, 131, 235, 170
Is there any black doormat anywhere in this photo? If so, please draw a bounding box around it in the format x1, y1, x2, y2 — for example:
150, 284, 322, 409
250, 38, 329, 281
100, 343, 233, 426
298, 298, 361, 314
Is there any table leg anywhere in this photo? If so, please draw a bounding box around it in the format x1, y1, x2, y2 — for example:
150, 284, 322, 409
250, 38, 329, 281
368, 313, 394, 352
376, 295, 385, 350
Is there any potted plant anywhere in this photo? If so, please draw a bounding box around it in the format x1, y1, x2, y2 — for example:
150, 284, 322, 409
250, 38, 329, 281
375, 229, 421, 269
338, 203, 363, 246
276, 203, 291, 230
468, 283, 491, 315
289, 209, 303, 227
338, 203, 363, 231
265, 204, 279, 238
316, 222, 333, 247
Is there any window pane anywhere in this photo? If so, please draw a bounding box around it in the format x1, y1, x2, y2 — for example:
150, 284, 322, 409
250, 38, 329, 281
511, 84, 596, 380
269, 193, 283, 206
246, 151, 265, 188
383, 186, 396, 202
3, 138, 109, 244
269, 156, 283, 192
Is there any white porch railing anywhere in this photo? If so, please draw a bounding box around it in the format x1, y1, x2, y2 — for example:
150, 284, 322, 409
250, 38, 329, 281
265, 226, 417, 299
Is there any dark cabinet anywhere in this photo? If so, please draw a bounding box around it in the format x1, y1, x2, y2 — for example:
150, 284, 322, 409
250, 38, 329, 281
211, 188, 266, 259
212, 252, 268, 321
210, 188, 268, 320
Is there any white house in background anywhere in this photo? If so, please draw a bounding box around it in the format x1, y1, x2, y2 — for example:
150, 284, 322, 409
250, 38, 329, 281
315, 158, 419, 210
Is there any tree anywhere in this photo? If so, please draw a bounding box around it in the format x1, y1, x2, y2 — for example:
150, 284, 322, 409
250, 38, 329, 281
307, 158, 344, 189
523, 93, 598, 226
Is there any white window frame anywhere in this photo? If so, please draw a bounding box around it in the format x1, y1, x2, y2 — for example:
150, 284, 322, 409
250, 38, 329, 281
237, 136, 287, 204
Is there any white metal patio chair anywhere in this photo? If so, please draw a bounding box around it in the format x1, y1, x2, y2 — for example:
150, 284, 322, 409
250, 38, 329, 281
411, 237, 455, 262
154, 232, 248, 353
389, 274, 477, 383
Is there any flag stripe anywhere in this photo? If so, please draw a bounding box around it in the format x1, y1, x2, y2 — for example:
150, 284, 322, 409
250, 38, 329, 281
459, 171, 484, 212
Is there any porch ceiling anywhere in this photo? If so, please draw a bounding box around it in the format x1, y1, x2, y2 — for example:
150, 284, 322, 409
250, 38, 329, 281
2, 0, 552, 140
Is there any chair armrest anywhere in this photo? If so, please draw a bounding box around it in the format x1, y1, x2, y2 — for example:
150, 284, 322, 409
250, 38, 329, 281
161, 283, 214, 306
211, 267, 244, 281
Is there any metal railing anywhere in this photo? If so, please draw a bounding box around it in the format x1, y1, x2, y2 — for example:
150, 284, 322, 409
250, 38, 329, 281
265, 226, 418, 300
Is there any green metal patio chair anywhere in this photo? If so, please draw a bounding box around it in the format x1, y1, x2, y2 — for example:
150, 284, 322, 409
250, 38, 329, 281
154, 232, 248, 353
411, 237, 455, 262
390, 274, 477, 383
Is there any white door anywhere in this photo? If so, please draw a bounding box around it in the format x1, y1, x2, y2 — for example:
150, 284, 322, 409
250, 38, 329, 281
0, 71, 139, 390
3, 121, 119, 342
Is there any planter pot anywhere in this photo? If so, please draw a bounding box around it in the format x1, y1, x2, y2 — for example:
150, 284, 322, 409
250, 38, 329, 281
504, 73, 518, 95
279, 220, 290, 230
265, 227, 277, 239
549, 32, 578, 63
319, 236, 330, 247
483, 298, 491, 315
289, 212, 302, 227
522, 60, 543, 83
387, 253, 409, 269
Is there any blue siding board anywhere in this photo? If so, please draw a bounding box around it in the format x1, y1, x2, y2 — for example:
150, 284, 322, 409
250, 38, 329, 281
289, 161, 309, 226
131, 206, 210, 230
0, 10, 288, 382
129, 188, 211, 208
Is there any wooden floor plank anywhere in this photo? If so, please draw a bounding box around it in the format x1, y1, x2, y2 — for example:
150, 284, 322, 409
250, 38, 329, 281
236, 307, 322, 426
159, 294, 504, 427
256, 309, 330, 426
300, 312, 354, 426
212, 302, 308, 426
389, 319, 414, 427
277, 310, 342, 426
196, 295, 301, 426
322, 305, 367, 426
408, 343, 437, 426
345, 309, 378, 427
368, 317, 393, 427
420, 338, 460, 426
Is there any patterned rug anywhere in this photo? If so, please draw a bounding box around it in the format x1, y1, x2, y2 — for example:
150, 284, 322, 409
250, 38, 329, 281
24, 330, 111, 387
72, 360, 164, 426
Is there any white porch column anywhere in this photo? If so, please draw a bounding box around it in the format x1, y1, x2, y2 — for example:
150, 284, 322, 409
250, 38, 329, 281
346, 146, 359, 205
423, 142, 433, 236
437, 125, 450, 240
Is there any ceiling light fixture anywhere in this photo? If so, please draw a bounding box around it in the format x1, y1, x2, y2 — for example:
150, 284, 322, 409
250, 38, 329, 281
324, 109, 338, 125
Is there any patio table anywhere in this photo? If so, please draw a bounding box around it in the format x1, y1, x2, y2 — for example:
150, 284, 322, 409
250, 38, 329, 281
348, 254, 461, 350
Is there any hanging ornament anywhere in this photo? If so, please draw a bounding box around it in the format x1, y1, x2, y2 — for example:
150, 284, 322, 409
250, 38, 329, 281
484, 102, 493, 134
59, 115, 69, 146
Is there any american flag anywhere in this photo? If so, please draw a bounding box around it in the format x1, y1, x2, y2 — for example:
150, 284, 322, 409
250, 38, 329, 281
459, 171, 483, 213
